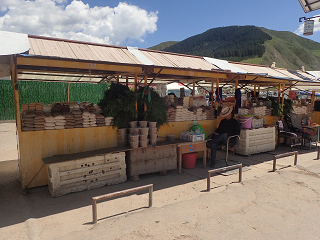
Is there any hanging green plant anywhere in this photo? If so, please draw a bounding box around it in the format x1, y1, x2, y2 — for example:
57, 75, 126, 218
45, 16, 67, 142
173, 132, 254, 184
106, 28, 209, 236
271, 98, 293, 117
98, 83, 137, 129
137, 86, 168, 128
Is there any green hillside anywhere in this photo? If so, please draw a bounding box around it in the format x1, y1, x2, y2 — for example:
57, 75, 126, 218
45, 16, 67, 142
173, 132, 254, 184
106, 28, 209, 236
150, 26, 320, 71
148, 41, 179, 51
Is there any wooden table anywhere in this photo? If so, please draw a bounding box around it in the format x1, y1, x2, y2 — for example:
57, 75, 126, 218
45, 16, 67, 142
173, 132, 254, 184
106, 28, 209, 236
176, 140, 207, 173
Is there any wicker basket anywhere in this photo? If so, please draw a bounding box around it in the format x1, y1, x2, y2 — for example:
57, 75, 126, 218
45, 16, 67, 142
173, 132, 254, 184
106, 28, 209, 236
251, 117, 264, 128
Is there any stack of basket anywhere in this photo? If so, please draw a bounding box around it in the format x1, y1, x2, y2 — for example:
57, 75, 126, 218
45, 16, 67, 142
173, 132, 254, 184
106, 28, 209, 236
72, 109, 83, 128
54, 114, 66, 130
139, 121, 149, 147
149, 122, 157, 145
128, 121, 139, 148
95, 114, 106, 127
44, 113, 55, 130
118, 128, 128, 147
82, 112, 91, 128
34, 112, 45, 131
105, 117, 113, 126
64, 112, 75, 129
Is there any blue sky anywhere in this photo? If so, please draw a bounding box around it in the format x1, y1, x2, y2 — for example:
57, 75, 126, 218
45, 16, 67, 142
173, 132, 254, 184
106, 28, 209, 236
1, 0, 320, 48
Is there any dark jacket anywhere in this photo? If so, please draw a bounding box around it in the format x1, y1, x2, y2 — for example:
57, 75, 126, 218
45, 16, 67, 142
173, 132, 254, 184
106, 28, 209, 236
216, 118, 241, 137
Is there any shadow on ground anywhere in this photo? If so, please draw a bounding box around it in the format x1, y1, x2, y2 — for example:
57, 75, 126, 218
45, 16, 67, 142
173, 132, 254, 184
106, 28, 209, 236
0, 145, 318, 229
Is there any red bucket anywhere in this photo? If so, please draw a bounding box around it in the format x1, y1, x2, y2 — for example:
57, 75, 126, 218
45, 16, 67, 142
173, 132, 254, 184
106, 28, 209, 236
182, 152, 198, 169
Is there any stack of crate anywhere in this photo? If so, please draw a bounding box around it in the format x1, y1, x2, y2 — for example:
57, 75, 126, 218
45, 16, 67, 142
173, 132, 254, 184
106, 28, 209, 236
236, 127, 275, 156
46, 152, 127, 197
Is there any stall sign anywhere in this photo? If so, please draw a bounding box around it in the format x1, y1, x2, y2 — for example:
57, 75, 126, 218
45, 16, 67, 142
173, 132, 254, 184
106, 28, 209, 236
289, 91, 297, 99
303, 20, 314, 36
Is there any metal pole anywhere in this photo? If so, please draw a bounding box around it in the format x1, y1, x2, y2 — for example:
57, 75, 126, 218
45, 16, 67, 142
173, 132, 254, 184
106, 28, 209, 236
149, 185, 153, 207
92, 199, 97, 224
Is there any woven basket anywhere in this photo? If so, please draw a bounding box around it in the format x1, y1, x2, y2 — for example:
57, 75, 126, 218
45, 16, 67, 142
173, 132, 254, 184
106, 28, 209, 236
251, 117, 264, 128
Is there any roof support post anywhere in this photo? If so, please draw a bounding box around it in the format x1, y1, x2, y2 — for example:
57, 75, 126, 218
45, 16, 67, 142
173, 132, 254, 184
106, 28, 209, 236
192, 79, 195, 96
281, 84, 285, 106
278, 83, 281, 102
312, 90, 316, 105
68, 82, 70, 102
215, 79, 219, 110
135, 73, 138, 115
117, 75, 119, 83
144, 75, 148, 112
211, 80, 214, 108
254, 84, 256, 97
10, 55, 21, 132
126, 76, 128, 87
234, 79, 238, 111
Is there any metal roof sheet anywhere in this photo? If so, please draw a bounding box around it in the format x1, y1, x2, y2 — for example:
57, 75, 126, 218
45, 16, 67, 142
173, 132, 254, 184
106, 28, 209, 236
298, 0, 320, 13
230, 62, 302, 80
0, 31, 30, 55
0, 33, 314, 85
139, 50, 219, 70
203, 57, 246, 73
28, 36, 142, 65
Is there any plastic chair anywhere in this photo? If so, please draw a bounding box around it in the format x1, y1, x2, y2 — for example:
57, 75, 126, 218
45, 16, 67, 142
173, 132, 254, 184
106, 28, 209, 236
276, 120, 302, 151
285, 113, 317, 148
206, 134, 240, 165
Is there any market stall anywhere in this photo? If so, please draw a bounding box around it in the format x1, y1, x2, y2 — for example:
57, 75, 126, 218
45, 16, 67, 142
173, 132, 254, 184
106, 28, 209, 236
1, 30, 320, 193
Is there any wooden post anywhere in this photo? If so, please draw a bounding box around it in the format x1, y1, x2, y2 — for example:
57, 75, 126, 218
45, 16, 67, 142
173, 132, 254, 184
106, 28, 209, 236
234, 80, 238, 111
68, 82, 70, 102
135, 73, 138, 114
312, 91, 316, 105
117, 75, 119, 83
254, 84, 256, 97
211, 80, 214, 108
281, 84, 285, 105
258, 85, 260, 98
215, 79, 219, 110
278, 83, 281, 102
192, 79, 195, 96
10, 55, 21, 132
126, 76, 128, 87
144, 75, 147, 112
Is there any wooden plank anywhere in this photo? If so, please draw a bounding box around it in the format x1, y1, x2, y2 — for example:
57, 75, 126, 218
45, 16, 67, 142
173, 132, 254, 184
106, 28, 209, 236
59, 163, 125, 180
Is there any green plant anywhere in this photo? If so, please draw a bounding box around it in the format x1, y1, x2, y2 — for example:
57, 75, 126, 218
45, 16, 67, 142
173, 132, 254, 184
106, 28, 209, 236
137, 86, 168, 128
271, 98, 293, 117
98, 83, 137, 129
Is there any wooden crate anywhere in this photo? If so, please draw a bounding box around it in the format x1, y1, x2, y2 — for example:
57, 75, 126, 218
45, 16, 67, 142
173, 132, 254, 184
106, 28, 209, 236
236, 127, 275, 156
126, 145, 177, 178
47, 152, 126, 197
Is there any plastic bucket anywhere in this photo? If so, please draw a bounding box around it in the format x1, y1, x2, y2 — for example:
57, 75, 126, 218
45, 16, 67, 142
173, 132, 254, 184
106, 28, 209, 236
239, 115, 253, 129
182, 152, 198, 169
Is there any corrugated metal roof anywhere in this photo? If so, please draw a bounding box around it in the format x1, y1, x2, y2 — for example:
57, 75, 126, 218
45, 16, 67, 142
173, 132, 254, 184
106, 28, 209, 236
230, 62, 293, 79
139, 49, 219, 70
6, 33, 315, 85
298, 0, 320, 13
28, 36, 142, 65
203, 57, 246, 73
0, 31, 30, 55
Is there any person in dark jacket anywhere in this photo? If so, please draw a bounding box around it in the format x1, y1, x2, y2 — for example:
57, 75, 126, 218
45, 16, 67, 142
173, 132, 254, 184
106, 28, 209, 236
209, 106, 241, 168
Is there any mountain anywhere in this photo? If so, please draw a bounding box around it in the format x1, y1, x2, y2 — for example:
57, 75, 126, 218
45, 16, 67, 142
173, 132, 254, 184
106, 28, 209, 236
149, 26, 320, 71
148, 41, 179, 51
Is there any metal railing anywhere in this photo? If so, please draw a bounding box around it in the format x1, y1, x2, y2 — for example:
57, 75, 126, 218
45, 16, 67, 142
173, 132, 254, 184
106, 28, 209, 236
272, 151, 298, 172
207, 163, 242, 192
92, 184, 153, 224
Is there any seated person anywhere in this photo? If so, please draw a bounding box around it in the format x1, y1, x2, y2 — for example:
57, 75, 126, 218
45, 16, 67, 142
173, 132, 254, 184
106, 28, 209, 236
209, 106, 241, 168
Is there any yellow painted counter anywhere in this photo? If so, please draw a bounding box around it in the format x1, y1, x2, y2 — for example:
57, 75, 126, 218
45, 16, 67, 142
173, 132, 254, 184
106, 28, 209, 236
19, 120, 217, 188
19, 126, 118, 188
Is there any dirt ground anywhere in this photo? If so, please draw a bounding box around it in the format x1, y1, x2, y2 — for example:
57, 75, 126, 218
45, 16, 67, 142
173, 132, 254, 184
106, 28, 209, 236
1, 122, 320, 239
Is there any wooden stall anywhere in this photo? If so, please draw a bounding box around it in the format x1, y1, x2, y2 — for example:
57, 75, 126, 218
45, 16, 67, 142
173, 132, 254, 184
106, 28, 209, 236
1, 31, 319, 191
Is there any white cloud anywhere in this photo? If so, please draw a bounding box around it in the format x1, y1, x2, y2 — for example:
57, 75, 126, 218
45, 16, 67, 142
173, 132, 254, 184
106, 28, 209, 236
294, 16, 320, 36
0, 0, 158, 45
